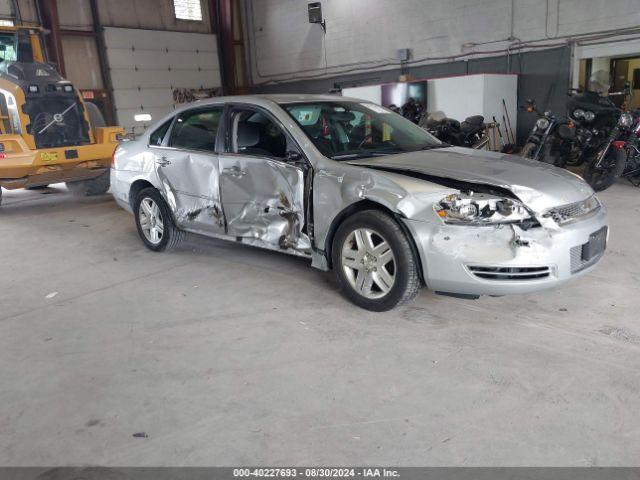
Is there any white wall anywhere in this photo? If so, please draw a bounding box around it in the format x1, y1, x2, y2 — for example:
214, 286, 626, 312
246, 0, 640, 85
344, 74, 518, 137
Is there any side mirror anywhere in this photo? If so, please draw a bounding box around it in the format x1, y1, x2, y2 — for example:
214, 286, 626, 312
285, 150, 303, 162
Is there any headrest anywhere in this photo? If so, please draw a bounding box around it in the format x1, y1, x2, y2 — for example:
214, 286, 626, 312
237, 122, 260, 148
330, 111, 355, 123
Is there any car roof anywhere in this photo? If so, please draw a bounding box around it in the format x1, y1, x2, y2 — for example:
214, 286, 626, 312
258, 94, 364, 104
177, 94, 365, 108
142, 94, 369, 138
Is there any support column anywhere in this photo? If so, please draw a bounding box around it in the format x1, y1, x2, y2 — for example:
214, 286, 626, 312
37, 0, 65, 76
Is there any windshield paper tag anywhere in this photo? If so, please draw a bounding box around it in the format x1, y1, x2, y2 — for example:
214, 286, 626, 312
361, 103, 390, 114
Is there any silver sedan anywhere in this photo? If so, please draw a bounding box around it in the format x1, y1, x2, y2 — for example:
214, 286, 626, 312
111, 95, 608, 311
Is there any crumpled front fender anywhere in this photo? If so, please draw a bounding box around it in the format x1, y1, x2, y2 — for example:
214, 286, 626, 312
311, 161, 453, 269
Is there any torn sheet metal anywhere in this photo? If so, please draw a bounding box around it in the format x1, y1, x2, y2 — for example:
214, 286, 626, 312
346, 146, 594, 213
312, 161, 452, 258
218, 155, 311, 253
155, 150, 226, 235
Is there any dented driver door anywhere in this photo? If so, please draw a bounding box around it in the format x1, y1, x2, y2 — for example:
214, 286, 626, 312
153, 106, 226, 234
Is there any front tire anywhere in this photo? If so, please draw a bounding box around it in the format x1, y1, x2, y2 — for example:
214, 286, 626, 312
332, 210, 420, 311
583, 147, 626, 191
66, 170, 110, 196
521, 142, 539, 159
134, 187, 184, 252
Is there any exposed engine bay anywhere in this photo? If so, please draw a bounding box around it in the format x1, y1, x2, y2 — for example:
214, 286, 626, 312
358, 165, 541, 229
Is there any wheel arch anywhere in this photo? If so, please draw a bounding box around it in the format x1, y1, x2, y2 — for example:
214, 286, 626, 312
323, 199, 425, 284
129, 179, 156, 210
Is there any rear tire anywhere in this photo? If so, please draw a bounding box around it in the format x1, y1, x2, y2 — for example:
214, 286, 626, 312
85, 101, 106, 129
583, 147, 626, 191
66, 170, 110, 196
133, 187, 184, 252
332, 210, 421, 311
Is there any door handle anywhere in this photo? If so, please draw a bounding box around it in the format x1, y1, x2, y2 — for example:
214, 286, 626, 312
156, 156, 171, 167
222, 166, 247, 177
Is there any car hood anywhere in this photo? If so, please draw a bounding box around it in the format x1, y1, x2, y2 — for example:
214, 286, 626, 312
347, 147, 594, 212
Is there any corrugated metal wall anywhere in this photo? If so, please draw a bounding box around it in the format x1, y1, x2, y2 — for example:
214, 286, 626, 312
0, 0, 39, 23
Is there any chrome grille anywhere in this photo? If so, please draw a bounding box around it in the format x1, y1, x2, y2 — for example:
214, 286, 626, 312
468, 265, 551, 280
545, 196, 600, 225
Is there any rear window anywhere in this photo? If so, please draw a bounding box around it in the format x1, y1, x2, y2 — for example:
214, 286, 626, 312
149, 119, 173, 146
169, 107, 223, 151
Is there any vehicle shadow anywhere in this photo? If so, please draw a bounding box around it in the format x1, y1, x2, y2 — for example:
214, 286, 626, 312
0, 185, 116, 214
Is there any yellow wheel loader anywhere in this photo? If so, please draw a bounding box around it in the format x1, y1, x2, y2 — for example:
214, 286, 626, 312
0, 25, 123, 205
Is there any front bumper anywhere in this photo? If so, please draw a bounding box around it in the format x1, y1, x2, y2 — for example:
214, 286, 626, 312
404, 205, 608, 296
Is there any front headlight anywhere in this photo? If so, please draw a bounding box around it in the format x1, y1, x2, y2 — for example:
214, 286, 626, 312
583, 110, 595, 122
619, 113, 633, 128
435, 193, 532, 225
535, 118, 550, 129
573, 109, 585, 119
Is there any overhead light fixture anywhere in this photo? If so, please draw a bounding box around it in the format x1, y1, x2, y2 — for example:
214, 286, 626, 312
134, 113, 152, 122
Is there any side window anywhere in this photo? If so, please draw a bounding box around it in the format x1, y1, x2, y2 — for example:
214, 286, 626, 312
149, 118, 173, 146
169, 107, 223, 151
231, 109, 288, 159
0, 93, 12, 134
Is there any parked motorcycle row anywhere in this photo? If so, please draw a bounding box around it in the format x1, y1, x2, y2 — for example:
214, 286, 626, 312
391, 85, 639, 192
391, 98, 510, 151
521, 86, 640, 191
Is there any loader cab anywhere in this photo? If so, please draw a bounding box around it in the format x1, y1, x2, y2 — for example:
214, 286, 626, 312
0, 26, 92, 149
0, 26, 46, 64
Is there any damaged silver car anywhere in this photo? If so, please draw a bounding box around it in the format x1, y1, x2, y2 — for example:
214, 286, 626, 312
111, 95, 608, 311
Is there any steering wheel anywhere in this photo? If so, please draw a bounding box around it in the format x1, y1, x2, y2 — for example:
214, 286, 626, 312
358, 134, 373, 149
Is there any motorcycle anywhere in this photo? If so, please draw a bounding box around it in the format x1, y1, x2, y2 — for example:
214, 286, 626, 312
582, 108, 638, 191
421, 111, 491, 149
621, 112, 640, 186
520, 99, 577, 166
570, 86, 633, 191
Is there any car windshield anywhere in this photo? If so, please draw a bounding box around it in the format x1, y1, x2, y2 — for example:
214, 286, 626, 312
282, 100, 443, 160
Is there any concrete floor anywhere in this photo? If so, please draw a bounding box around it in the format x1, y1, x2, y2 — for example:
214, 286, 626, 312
0, 181, 639, 467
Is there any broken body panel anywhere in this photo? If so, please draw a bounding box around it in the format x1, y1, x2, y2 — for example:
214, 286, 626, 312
111, 95, 608, 298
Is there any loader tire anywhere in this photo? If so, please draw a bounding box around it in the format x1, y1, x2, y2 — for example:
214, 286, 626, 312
66, 170, 110, 196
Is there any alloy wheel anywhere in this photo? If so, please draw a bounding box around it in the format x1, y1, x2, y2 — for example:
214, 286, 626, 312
341, 228, 396, 299
138, 197, 164, 245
